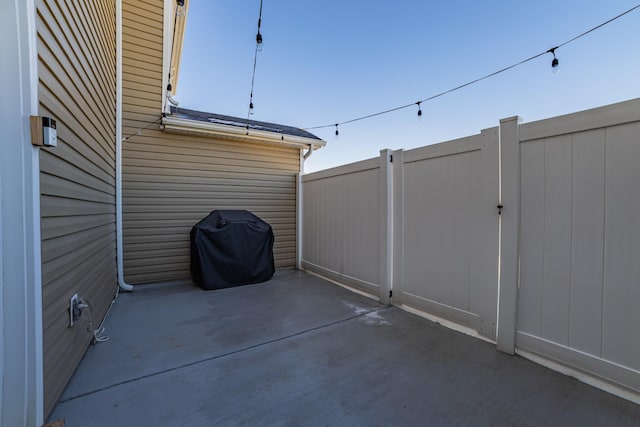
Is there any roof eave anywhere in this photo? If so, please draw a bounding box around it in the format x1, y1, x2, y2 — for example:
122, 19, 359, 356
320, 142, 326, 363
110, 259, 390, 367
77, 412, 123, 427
162, 116, 326, 149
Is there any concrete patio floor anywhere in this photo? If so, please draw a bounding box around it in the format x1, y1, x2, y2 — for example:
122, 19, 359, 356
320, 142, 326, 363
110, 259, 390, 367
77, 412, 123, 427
49, 269, 640, 426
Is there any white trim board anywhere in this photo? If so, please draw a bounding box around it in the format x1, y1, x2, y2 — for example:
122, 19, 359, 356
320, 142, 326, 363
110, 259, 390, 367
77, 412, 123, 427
516, 331, 640, 402
301, 261, 382, 302
1, 0, 44, 425
516, 347, 640, 406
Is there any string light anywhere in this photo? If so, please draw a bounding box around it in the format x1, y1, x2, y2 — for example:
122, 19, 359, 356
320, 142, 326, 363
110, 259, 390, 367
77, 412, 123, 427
305, 3, 640, 134
176, 0, 186, 17
256, 33, 263, 53
335, 124, 339, 136
247, 0, 264, 123
256, 0, 264, 52
548, 47, 560, 73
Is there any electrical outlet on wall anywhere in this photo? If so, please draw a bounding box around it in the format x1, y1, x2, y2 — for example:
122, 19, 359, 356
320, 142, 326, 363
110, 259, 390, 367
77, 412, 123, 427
69, 293, 79, 327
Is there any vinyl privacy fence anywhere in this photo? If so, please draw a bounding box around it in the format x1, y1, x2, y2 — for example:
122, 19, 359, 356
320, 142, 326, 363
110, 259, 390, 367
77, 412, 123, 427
301, 98, 640, 402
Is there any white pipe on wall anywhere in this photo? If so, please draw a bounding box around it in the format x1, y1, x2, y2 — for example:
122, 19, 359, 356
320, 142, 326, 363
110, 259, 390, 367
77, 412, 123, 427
115, 0, 133, 291
303, 144, 314, 160
296, 144, 313, 269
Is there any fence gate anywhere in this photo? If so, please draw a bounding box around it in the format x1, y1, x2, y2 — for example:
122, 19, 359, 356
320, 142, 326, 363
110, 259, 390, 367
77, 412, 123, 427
392, 128, 500, 340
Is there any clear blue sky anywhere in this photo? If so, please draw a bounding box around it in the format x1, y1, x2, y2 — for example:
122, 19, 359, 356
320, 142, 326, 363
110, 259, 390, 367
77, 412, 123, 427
176, 1, 640, 172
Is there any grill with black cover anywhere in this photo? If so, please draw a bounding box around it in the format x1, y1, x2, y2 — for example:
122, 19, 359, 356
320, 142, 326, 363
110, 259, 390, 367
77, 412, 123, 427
190, 210, 275, 290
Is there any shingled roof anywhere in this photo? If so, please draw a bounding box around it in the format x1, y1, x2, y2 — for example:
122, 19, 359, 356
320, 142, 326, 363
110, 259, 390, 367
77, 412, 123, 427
169, 106, 322, 141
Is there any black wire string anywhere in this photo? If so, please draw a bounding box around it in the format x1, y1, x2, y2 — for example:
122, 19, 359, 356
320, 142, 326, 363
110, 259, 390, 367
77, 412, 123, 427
247, 45, 259, 118
122, 116, 163, 142
557, 4, 639, 49
247, 0, 264, 126
305, 3, 640, 131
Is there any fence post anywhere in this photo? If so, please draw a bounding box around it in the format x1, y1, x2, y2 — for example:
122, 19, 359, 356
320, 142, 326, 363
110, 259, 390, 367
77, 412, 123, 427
497, 116, 522, 354
391, 149, 404, 306
379, 149, 393, 305
296, 171, 302, 270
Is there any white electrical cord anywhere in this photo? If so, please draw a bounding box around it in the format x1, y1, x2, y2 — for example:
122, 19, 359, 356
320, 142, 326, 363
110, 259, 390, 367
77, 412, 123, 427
78, 296, 112, 344
75, 284, 122, 345
94, 285, 121, 342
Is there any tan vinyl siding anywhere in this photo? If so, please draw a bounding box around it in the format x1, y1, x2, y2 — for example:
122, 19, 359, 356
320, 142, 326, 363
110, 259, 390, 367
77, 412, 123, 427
37, 0, 117, 417
121, 0, 301, 284
122, 132, 300, 283
122, 0, 163, 128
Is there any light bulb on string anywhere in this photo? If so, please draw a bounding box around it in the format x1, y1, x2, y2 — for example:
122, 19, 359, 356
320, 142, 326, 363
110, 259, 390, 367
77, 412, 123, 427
548, 47, 560, 74
249, 101, 254, 115
256, 0, 263, 52
416, 102, 422, 118
335, 124, 339, 137
176, 0, 186, 17
256, 32, 263, 52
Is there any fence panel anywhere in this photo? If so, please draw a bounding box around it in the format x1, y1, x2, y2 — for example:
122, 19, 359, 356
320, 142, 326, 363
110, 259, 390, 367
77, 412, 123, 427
302, 155, 389, 301
515, 100, 640, 395
393, 128, 499, 339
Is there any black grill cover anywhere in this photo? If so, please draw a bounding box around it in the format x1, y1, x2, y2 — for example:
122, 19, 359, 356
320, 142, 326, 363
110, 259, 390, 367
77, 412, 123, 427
190, 210, 275, 290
